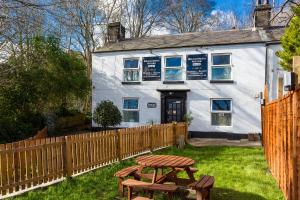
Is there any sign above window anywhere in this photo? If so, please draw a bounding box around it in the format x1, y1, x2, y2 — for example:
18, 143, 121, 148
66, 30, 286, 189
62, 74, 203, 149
186, 54, 208, 80
142, 56, 161, 81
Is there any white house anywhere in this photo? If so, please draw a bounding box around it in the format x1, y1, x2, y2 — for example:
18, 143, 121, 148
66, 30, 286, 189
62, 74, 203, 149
92, 1, 284, 139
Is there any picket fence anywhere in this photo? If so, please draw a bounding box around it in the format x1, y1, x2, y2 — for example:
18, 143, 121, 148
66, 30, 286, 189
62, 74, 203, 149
0, 122, 188, 198
262, 87, 300, 200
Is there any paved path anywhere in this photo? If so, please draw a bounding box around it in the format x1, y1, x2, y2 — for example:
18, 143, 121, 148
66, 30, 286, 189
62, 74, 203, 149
189, 138, 261, 147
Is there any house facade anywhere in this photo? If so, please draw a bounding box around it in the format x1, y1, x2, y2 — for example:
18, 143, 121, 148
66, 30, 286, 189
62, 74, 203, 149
92, 2, 284, 139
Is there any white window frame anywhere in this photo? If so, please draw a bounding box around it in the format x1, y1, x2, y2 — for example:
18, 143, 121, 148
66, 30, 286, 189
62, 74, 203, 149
122, 97, 139, 123
123, 58, 140, 82
210, 98, 233, 127
211, 53, 233, 81
164, 56, 183, 81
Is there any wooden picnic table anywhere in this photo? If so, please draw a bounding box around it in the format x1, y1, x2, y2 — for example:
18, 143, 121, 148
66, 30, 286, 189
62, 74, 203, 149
136, 155, 196, 185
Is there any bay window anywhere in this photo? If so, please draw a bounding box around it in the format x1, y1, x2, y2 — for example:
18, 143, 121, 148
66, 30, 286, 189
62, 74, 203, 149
123, 98, 139, 122
211, 54, 232, 81
123, 58, 140, 82
211, 99, 232, 126
165, 56, 182, 81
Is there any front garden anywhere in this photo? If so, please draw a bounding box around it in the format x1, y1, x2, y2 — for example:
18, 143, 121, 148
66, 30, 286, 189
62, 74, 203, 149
10, 145, 284, 200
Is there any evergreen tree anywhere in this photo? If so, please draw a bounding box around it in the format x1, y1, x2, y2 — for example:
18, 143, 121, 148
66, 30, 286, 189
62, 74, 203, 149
277, 6, 300, 71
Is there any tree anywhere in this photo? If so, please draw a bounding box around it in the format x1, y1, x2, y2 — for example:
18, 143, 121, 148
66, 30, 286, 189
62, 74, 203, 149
271, 0, 300, 26
122, 0, 165, 38
0, 36, 90, 142
51, 0, 122, 80
162, 0, 215, 33
93, 101, 122, 129
276, 6, 300, 71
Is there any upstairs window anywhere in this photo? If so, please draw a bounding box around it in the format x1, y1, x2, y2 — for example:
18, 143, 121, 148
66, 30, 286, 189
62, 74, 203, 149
123, 58, 140, 82
165, 56, 182, 81
211, 54, 232, 81
123, 98, 139, 122
211, 99, 232, 126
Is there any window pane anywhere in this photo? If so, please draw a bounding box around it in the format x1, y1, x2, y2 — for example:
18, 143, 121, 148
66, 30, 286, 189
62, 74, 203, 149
165, 69, 182, 81
212, 100, 231, 111
212, 113, 232, 126
123, 99, 138, 109
124, 59, 139, 68
212, 67, 231, 80
124, 70, 139, 81
166, 57, 181, 67
212, 55, 230, 65
123, 111, 139, 122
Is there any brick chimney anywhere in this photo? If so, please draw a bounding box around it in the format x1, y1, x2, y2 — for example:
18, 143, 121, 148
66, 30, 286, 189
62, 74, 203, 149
106, 22, 125, 44
254, 0, 272, 29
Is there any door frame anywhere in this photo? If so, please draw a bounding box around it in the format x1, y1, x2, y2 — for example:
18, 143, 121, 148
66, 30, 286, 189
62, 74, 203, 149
160, 91, 187, 123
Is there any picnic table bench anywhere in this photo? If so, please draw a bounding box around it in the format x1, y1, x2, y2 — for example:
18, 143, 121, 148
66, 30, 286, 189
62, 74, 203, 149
122, 179, 179, 200
189, 175, 215, 200
115, 155, 214, 200
114, 165, 142, 196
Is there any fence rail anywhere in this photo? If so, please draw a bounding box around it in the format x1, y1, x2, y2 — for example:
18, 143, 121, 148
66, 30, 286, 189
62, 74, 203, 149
262, 88, 300, 200
0, 122, 187, 198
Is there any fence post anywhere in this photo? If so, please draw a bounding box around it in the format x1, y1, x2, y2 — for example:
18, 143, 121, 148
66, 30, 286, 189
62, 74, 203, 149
115, 129, 122, 162
184, 123, 188, 143
63, 136, 73, 178
149, 125, 154, 152
293, 56, 300, 84
292, 56, 300, 200
173, 122, 177, 146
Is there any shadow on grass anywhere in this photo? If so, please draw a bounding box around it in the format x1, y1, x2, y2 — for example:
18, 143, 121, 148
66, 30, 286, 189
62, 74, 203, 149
151, 187, 267, 200
211, 187, 267, 200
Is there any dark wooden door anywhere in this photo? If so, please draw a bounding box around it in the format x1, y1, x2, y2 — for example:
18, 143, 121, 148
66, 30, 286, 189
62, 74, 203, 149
165, 98, 184, 123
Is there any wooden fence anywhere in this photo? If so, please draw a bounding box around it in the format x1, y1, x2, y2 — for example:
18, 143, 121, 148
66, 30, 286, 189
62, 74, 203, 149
0, 122, 187, 198
262, 88, 300, 200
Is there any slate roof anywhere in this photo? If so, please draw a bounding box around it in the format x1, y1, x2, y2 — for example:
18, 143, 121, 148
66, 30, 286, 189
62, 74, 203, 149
94, 27, 285, 53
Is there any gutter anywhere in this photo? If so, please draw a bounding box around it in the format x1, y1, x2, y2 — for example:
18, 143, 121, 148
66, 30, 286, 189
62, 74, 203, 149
92, 41, 267, 54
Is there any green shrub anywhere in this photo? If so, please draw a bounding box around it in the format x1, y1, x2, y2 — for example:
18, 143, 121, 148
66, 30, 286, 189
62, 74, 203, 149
276, 6, 300, 71
93, 101, 122, 129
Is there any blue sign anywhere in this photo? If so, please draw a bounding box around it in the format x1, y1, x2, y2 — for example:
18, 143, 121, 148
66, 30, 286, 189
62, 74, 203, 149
142, 56, 161, 81
186, 54, 208, 80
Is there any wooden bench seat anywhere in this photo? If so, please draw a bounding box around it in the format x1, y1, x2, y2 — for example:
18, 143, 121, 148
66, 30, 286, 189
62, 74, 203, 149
188, 175, 215, 200
114, 165, 141, 196
132, 197, 152, 200
115, 165, 140, 178
122, 179, 179, 200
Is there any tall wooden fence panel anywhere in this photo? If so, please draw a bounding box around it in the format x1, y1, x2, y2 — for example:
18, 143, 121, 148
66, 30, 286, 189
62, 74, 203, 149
0, 122, 188, 198
0, 137, 65, 197
262, 88, 300, 200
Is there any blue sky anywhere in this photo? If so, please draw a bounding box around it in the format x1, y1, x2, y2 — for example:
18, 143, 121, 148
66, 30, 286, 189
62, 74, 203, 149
214, 0, 285, 13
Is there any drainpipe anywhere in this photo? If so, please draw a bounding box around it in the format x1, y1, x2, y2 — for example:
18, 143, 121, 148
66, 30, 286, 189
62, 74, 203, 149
265, 43, 269, 86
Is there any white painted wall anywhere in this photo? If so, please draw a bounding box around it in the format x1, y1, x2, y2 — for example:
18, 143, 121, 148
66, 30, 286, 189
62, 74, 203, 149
92, 43, 269, 134
266, 44, 286, 101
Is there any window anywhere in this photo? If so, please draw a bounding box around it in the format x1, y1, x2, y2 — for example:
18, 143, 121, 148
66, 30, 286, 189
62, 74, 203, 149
211, 99, 232, 126
123, 98, 139, 122
123, 58, 140, 82
165, 56, 182, 81
211, 54, 232, 80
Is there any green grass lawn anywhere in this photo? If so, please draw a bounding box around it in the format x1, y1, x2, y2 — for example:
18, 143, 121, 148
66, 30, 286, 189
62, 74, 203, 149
10, 145, 284, 200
